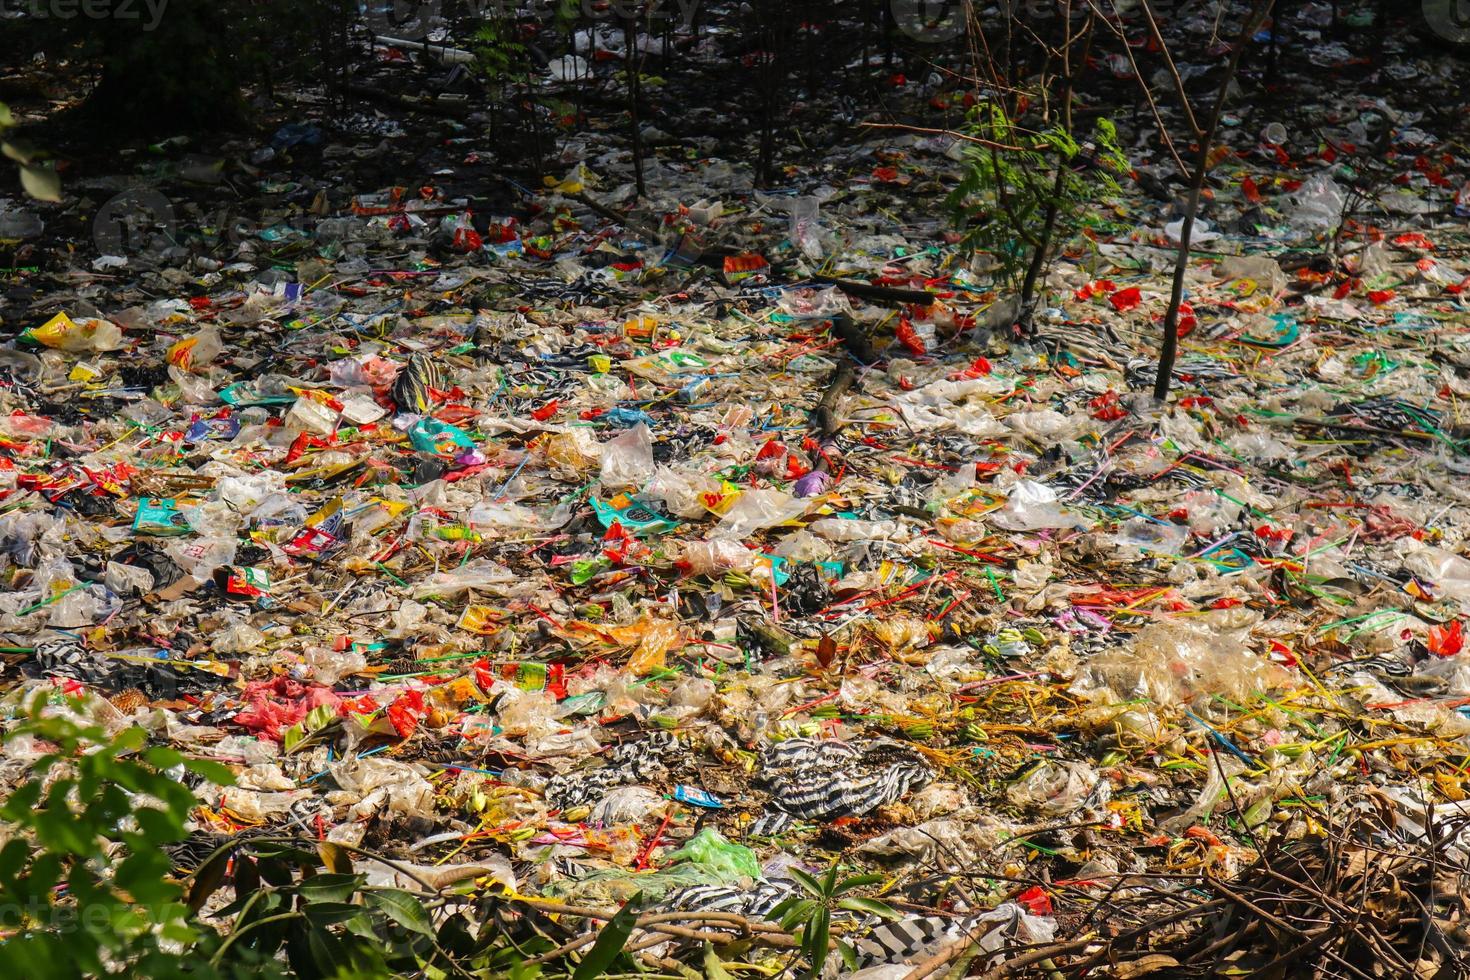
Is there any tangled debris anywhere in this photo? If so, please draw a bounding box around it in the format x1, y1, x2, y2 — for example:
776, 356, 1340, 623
3, 1, 1470, 977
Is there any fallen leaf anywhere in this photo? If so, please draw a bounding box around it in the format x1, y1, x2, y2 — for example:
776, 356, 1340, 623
1110, 954, 1180, 977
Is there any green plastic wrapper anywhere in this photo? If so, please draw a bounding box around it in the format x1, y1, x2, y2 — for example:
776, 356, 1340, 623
662, 828, 761, 883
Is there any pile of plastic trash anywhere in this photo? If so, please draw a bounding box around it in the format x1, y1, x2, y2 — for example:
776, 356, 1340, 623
3, 0, 1470, 973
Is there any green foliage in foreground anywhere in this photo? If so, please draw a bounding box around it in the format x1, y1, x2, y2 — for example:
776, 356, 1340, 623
0, 692, 871, 979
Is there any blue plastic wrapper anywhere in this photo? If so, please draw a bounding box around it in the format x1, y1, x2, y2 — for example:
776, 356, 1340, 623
184, 416, 242, 443
673, 785, 723, 808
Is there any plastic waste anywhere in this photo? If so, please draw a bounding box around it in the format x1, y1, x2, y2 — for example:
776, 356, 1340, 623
990, 481, 1088, 531
1283, 174, 1346, 235
21, 312, 124, 352
599, 423, 656, 489
663, 828, 761, 883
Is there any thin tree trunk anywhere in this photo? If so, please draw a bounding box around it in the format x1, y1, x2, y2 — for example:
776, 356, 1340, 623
1019, 167, 1066, 331
1153, 166, 1206, 401
623, 10, 646, 198
1152, 0, 1274, 401
1019, 10, 1092, 336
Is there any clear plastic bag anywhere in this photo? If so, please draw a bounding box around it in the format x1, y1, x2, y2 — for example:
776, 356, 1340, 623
1006, 759, 1111, 816
410, 559, 517, 598
1071, 615, 1292, 705
1109, 517, 1189, 557
673, 538, 757, 576
807, 517, 910, 542
789, 196, 826, 260
990, 481, 1087, 531
1284, 174, 1346, 236
599, 423, 656, 489
715, 489, 810, 538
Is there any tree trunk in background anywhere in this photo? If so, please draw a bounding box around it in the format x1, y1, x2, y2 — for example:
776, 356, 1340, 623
1151, 0, 1273, 401
622, 11, 646, 198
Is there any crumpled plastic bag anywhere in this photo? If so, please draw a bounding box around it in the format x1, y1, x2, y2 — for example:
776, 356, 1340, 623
599, 423, 656, 489
990, 481, 1089, 531
410, 559, 517, 598
1071, 615, 1292, 705
672, 538, 757, 576
598, 616, 684, 675
1403, 543, 1470, 610
1006, 760, 1112, 816
1217, 254, 1286, 297
663, 828, 761, 883
233, 677, 341, 741
333, 757, 435, 819
715, 488, 809, 537
647, 466, 723, 518
22, 312, 124, 352
1283, 174, 1346, 236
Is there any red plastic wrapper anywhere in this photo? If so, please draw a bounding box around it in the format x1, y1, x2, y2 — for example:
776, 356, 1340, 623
233, 677, 342, 741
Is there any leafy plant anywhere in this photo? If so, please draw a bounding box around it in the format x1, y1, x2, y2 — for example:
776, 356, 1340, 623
0, 691, 232, 977
472, 2, 581, 172
0, 103, 60, 202
569, 893, 640, 980
945, 101, 1127, 327
769, 863, 898, 979
0, 691, 535, 980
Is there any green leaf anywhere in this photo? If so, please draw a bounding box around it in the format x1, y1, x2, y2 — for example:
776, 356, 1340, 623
215, 884, 266, 920
702, 943, 736, 980
304, 922, 354, 978
133, 804, 186, 844
2, 139, 33, 164
232, 855, 260, 899
436, 912, 479, 958
832, 873, 885, 895
21, 853, 62, 903
766, 895, 800, 923
144, 746, 185, 770
19, 164, 61, 202
114, 848, 179, 905
570, 893, 642, 980
188, 844, 233, 912
183, 758, 237, 786
838, 940, 860, 972
296, 873, 363, 904
114, 726, 148, 753
340, 909, 380, 942
787, 867, 824, 899
256, 856, 296, 888
0, 837, 30, 884
364, 888, 435, 937
284, 923, 317, 978
251, 843, 322, 867
836, 897, 902, 921
778, 899, 818, 932
821, 860, 839, 896
302, 901, 366, 926
281, 723, 307, 753
0, 104, 14, 128
0, 780, 41, 823
800, 908, 829, 980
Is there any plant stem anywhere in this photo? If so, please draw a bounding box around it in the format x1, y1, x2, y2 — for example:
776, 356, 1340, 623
208, 911, 304, 966
1152, 0, 1274, 401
